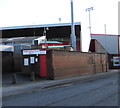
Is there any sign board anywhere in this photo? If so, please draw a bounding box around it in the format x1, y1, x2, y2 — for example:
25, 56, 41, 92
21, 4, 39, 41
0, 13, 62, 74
113, 56, 120, 66
30, 57, 35, 64
24, 58, 29, 66
23, 49, 46, 55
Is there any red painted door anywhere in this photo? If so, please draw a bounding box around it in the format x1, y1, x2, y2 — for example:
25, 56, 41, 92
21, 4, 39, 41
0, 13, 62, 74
39, 54, 47, 77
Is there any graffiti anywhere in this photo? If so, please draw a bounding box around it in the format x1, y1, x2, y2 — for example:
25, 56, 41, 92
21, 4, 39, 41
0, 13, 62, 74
88, 56, 94, 64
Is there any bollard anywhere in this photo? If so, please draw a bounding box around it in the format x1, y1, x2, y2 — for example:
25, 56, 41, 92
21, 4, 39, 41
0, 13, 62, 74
31, 72, 35, 81
12, 74, 17, 84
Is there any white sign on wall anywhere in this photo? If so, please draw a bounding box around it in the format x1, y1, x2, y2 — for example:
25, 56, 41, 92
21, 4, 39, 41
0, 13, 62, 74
23, 49, 46, 55
30, 57, 35, 64
24, 58, 29, 66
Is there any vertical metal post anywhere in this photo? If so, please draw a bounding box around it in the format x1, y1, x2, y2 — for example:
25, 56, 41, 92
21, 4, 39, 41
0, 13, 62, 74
43, 27, 49, 45
89, 11, 91, 36
104, 24, 106, 35
70, 0, 76, 51
86, 7, 93, 38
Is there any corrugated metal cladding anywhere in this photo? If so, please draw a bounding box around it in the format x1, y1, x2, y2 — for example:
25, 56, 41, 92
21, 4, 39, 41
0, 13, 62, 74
91, 34, 119, 54
1, 22, 81, 38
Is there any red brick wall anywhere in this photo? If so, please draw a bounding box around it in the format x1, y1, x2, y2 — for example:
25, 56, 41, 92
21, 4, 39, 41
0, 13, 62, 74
47, 50, 106, 79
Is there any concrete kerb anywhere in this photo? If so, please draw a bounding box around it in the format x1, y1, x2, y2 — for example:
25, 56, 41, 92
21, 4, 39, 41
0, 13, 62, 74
2, 70, 119, 98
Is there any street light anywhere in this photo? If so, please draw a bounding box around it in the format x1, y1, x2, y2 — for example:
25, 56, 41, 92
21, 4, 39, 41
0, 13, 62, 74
43, 27, 49, 36
86, 7, 93, 37
86, 7, 94, 72
43, 27, 49, 44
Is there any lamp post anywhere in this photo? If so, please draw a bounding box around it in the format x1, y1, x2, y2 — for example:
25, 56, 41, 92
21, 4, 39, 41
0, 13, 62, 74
43, 27, 49, 36
70, 0, 76, 51
86, 7, 95, 72
86, 7, 93, 37
43, 27, 49, 44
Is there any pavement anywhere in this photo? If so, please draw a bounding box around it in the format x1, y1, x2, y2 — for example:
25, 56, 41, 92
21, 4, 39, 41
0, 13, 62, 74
2, 69, 119, 98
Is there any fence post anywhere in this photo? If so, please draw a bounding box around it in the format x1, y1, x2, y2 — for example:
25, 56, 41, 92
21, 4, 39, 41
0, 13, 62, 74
12, 73, 17, 84
31, 72, 35, 81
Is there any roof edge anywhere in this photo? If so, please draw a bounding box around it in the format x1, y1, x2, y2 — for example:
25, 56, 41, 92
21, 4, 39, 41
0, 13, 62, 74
0, 22, 81, 30
91, 34, 120, 37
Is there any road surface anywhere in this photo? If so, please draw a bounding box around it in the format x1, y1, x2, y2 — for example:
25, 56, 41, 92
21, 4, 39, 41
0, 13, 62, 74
3, 72, 119, 106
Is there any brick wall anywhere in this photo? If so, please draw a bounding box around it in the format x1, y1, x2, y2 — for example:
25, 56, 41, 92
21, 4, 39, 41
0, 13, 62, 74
47, 50, 106, 80
13, 54, 22, 72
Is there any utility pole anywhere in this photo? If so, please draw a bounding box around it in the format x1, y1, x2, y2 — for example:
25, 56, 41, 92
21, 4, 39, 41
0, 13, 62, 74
70, 0, 76, 51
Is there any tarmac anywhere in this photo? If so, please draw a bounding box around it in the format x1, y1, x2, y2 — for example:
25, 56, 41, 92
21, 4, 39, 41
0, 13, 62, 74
2, 69, 119, 98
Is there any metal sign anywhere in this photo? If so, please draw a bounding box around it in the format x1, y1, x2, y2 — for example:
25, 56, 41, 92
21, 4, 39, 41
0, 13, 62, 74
23, 49, 46, 55
113, 56, 120, 66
